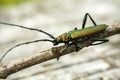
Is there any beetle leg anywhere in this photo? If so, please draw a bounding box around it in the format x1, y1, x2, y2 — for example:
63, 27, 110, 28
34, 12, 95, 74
72, 41, 82, 51
90, 38, 109, 45
75, 44, 81, 52
65, 42, 69, 48
82, 13, 97, 29
56, 42, 69, 60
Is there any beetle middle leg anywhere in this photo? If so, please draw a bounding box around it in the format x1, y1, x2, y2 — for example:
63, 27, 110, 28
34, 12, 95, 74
72, 40, 82, 51
65, 42, 69, 48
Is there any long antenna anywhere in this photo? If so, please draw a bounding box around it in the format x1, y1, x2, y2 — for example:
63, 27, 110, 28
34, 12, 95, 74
0, 39, 53, 63
0, 22, 55, 39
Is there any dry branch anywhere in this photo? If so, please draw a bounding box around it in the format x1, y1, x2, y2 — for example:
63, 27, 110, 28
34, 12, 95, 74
0, 23, 120, 79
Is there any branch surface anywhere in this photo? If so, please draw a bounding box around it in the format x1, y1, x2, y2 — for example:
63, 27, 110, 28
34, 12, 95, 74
0, 23, 120, 78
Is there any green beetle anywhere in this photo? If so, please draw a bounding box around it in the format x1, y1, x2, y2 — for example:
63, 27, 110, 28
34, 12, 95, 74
0, 13, 109, 62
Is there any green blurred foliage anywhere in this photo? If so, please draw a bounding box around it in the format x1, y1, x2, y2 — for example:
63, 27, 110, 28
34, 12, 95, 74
0, 0, 43, 8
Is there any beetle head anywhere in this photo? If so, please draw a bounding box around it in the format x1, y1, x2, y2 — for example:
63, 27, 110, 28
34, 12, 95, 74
53, 37, 62, 46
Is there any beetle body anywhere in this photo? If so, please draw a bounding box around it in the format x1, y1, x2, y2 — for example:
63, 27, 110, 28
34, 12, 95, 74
55, 24, 108, 45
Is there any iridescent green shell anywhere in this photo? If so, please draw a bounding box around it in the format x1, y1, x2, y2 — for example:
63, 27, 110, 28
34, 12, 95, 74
56, 24, 108, 42
68, 24, 108, 39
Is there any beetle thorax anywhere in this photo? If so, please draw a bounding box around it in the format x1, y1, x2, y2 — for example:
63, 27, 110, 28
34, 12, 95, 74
56, 33, 70, 42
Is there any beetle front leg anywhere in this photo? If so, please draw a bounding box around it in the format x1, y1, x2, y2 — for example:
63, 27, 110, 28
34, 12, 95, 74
56, 42, 69, 60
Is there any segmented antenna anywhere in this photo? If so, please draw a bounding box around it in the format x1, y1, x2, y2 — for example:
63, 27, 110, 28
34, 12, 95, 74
0, 22, 55, 39
0, 39, 53, 63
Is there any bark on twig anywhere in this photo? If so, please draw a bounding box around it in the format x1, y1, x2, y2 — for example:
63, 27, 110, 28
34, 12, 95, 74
0, 23, 120, 79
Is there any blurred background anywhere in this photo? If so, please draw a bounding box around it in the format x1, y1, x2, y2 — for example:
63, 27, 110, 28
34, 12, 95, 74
0, 0, 120, 80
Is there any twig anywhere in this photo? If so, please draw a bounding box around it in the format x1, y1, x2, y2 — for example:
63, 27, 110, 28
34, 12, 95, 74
0, 23, 120, 79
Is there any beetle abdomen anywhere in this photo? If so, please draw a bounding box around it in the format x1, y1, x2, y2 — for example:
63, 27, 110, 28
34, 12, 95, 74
69, 24, 108, 39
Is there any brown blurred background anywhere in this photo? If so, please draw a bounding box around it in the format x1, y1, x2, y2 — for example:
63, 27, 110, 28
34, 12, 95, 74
0, 0, 120, 80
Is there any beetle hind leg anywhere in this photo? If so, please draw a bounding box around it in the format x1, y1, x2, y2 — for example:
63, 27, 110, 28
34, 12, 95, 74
90, 38, 109, 45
